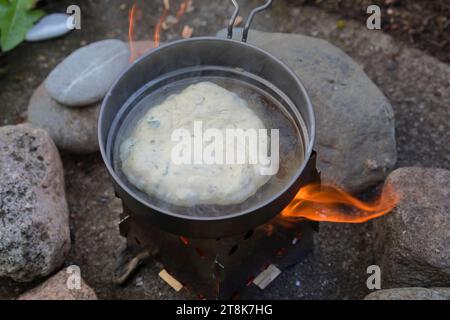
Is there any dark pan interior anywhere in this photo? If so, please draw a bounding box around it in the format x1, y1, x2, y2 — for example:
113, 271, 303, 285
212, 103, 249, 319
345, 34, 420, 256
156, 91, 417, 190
110, 67, 306, 217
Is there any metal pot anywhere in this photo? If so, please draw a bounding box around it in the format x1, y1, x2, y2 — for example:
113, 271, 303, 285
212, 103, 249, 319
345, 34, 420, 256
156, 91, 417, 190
98, 0, 317, 238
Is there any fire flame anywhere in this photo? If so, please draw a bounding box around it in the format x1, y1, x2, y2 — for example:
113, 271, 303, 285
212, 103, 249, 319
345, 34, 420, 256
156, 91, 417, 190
280, 183, 399, 223
128, 4, 138, 62
128, 0, 193, 63
180, 236, 189, 245
154, 0, 171, 48
176, 0, 191, 19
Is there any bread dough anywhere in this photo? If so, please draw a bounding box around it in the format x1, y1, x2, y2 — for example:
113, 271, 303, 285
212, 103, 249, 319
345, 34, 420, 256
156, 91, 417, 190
120, 81, 271, 206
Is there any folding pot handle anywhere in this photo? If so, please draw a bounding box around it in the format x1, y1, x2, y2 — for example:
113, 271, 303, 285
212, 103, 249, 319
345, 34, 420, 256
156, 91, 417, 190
227, 0, 274, 42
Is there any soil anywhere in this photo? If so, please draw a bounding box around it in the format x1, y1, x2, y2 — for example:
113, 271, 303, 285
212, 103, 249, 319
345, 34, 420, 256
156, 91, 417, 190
290, 0, 450, 64
0, 0, 449, 300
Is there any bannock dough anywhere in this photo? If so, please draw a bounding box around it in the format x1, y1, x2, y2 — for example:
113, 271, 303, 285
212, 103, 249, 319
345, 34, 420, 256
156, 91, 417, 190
120, 81, 270, 206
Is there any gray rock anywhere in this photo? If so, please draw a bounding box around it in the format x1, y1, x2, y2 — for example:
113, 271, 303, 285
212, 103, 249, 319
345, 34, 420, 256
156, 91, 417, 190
18, 267, 97, 300
374, 167, 450, 288
217, 29, 397, 192
45, 39, 130, 106
26, 14, 73, 42
364, 288, 450, 300
0, 124, 70, 282
28, 85, 100, 154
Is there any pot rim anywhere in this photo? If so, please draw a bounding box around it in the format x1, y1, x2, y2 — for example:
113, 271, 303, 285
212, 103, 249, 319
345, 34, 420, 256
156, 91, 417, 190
98, 36, 316, 222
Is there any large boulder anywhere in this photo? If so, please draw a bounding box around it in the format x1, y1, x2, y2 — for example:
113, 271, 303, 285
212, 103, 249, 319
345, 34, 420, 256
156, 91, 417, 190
217, 29, 397, 192
18, 267, 97, 300
45, 39, 130, 107
0, 124, 70, 282
374, 167, 450, 288
364, 287, 450, 300
28, 85, 100, 154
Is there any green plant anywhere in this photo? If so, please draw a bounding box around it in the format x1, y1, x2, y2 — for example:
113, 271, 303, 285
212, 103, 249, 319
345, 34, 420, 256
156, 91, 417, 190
0, 0, 44, 52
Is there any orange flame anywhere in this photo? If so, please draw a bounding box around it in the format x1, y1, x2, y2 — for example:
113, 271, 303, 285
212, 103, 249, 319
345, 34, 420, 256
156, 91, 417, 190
128, 1, 193, 62
154, 0, 171, 48
154, 0, 191, 47
128, 4, 138, 63
180, 236, 189, 245
280, 183, 399, 223
176, 0, 191, 19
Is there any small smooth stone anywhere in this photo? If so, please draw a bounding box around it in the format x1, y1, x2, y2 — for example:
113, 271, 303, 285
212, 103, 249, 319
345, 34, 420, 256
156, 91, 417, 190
28, 85, 100, 154
45, 39, 130, 107
26, 13, 73, 42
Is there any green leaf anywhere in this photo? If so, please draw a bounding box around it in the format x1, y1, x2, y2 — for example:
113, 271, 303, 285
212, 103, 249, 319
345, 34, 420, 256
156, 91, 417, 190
0, 0, 44, 52
0, 0, 8, 21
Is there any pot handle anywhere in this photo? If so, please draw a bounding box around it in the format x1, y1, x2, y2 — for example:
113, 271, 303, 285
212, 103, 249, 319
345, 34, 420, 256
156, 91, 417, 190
227, 0, 273, 42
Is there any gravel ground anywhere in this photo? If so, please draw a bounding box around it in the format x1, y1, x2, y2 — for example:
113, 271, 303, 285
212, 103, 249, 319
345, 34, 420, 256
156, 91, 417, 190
0, 0, 448, 300
289, 0, 450, 64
